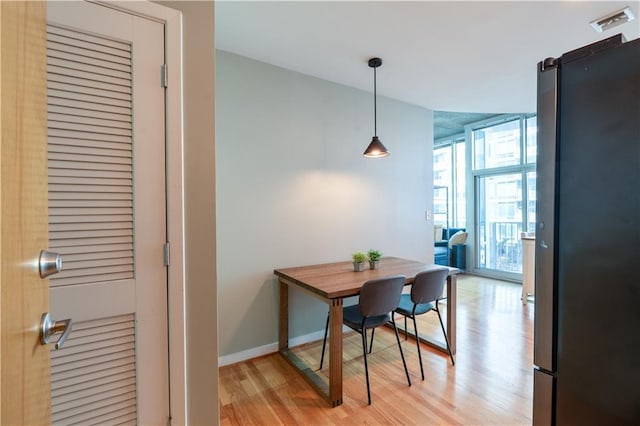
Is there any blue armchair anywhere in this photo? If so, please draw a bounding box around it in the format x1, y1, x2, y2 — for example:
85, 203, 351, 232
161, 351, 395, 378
434, 228, 467, 268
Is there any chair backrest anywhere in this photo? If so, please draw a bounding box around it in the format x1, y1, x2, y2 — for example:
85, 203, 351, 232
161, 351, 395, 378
411, 268, 449, 305
358, 275, 406, 318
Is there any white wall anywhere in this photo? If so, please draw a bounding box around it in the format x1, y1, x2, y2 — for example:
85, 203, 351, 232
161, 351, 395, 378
216, 51, 434, 359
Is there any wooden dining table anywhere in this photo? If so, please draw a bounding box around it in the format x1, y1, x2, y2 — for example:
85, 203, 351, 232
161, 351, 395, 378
274, 256, 460, 407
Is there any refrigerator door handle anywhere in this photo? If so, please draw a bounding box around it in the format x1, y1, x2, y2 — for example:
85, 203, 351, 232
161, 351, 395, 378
534, 58, 558, 373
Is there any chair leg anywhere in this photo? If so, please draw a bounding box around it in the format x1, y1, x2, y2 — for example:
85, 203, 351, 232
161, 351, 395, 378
435, 306, 455, 366
319, 314, 329, 370
412, 315, 425, 380
361, 329, 372, 405
404, 315, 408, 340
391, 317, 411, 387
368, 328, 375, 354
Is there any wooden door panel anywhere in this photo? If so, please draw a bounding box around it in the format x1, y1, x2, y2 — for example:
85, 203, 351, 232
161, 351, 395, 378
0, 2, 50, 424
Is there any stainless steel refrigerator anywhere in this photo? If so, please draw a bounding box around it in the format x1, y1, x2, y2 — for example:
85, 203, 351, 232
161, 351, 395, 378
534, 34, 640, 425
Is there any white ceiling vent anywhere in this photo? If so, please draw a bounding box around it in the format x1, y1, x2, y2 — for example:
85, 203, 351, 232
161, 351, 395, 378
590, 7, 635, 33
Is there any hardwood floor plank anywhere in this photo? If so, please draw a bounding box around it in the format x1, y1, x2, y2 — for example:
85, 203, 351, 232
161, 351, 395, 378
219, 275, 533, 425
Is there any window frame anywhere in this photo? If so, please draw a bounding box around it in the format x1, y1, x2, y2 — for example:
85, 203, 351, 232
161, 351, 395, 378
466, 113, 536, 281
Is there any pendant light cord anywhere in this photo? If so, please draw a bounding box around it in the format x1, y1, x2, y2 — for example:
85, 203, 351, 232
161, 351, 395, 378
373, 66, 377, 136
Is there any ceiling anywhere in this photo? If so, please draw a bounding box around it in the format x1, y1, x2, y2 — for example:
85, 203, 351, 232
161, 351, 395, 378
433, 111, 498, 140
215, 1, 639, 114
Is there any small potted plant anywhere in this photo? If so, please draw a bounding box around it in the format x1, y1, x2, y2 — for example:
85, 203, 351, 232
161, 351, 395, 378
368, 249, 382, 270
352, 251, 368, 272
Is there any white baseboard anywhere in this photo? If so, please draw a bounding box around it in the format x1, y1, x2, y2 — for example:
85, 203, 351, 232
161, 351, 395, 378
218, 342, 278, 367
218, 326, 350, 367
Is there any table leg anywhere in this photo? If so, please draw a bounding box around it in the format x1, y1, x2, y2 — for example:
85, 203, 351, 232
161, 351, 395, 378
328, 298, 343, 407
447, 274, 457, 355
279, 280, 288, 350
277, 280, 341, 406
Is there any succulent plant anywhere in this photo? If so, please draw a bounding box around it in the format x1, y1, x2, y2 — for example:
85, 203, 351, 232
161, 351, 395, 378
367, 249, 382, 261
352, 251, 368, 263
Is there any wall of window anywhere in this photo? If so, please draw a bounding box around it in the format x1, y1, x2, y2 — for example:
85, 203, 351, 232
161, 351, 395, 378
433, 114, 536, 280
470, 114, 536, 278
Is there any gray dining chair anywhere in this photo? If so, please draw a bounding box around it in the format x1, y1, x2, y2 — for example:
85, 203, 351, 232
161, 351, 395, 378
395, 267, 454, 380
319, 275, 411, 404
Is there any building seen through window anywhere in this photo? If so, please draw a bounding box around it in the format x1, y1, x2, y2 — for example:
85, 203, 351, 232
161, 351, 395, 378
433, 137, 465, 229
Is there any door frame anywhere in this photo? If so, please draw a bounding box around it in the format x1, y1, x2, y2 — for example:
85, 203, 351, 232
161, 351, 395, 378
92, 1, 187, 423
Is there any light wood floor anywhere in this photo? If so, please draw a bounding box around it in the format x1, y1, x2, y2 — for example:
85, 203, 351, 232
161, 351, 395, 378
219, 275, 534, 425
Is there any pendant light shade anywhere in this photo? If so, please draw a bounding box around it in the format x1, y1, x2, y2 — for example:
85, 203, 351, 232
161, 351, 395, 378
363, 57, 389, 158
363, 136, 388, 158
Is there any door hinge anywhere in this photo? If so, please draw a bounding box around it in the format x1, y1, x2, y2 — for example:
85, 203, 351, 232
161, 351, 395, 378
161, 63, 168, 88
163, 242, 170, 267
540, 57, 558, 72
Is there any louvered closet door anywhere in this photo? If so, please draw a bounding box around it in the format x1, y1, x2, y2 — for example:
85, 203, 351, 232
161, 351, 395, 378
47, 2, 168, 425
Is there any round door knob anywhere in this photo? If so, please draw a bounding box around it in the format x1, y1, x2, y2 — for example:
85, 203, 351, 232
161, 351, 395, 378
39, 250, 62, 278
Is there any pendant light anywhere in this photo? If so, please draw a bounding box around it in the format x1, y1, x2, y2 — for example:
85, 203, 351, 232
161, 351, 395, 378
363, 57, 389, 158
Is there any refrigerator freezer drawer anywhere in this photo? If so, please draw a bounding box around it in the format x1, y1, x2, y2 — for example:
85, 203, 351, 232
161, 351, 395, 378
533, 369, 554, 426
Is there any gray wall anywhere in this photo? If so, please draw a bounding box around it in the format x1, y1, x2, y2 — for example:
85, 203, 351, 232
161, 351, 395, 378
156, 2, 218, 424
216, 51, 435, 357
